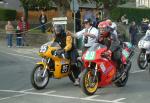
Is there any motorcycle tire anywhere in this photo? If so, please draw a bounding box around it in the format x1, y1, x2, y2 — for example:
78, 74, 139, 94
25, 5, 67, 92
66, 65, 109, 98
137, 50, 148, 70
114, 62, 131, 87
31, 64, 49, 90
68, 60, 82, 83
80, 69, 98, 96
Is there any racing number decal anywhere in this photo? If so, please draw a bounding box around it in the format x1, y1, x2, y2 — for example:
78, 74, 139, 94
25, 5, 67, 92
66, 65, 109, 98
61, 64, 69, 73
85, 51, 96, 60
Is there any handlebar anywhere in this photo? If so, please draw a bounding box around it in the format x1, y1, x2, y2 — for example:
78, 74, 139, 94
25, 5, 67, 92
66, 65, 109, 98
52, 50, 65, 59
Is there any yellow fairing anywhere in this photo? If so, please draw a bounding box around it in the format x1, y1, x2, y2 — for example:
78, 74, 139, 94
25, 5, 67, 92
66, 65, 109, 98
36, 62, 47, 69
54, 58, 70, 79
38, 43, 71, 79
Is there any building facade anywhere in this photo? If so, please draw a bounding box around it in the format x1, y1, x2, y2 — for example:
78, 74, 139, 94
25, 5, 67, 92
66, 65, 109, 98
136, 0, 150, 8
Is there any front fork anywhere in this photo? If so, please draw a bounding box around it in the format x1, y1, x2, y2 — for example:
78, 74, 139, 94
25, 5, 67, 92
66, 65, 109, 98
41, 58, 50, 78
88, 63, 98, 82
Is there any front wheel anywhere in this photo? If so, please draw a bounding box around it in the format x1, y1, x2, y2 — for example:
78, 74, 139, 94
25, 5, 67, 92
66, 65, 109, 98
31, 64, 49, 90
137, 50, 148, 70
80, 69, 98, 96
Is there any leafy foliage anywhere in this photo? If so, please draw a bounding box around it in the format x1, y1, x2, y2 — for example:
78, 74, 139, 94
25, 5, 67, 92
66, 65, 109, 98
0, 8, 17, 21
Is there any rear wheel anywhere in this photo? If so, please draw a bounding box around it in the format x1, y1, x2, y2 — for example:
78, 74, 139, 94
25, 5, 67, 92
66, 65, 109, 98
31, 64, 49, 90
137, 50, 148, 70
80, 69, 98, 95
115, 62, 131, 87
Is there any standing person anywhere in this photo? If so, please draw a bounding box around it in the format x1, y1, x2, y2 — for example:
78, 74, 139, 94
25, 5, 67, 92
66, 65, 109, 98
83, 9, 96, 27
95, 13, 101, 28
76, 18, 99, 53
18, 16, 29, 46
5, 21, 14, 47
121, 14, 128, 25
39, 10, 47, 33
74, 18, 99, 86
16, 26, 22, 47
129, 21, 138, 46
75, 10, 81, 32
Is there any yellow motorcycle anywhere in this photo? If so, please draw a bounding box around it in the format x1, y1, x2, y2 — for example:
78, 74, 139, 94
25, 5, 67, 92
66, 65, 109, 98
31, 42, 82, 89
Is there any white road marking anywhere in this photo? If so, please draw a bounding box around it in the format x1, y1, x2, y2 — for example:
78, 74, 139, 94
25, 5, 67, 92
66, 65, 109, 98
130, 70, 146, 73
81, 95, 99, 99
0, 89, 125, 103
0, 94, 27, 101
20, 88, 33, 92
81, 98, 125, 103
112, 98, 126, 102
5, 52, 39, 60
43, 91, 56, 94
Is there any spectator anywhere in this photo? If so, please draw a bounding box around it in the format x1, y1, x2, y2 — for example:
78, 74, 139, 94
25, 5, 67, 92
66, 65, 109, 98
121, 14, 128, 25
141, 17, 149, 33
5, 21, 14, 47
83, 9, 96, 26
39, 10, 47, 33
95, 13, 101, 28
75, 10, 81, 32
16, 26, 22, 47
18, 16, 29, 46
74, 18, 98, 86
129, 21, 138, 46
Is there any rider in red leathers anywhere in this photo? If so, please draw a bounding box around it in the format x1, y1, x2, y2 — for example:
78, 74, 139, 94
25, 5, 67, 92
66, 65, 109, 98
97, 20, 122, 70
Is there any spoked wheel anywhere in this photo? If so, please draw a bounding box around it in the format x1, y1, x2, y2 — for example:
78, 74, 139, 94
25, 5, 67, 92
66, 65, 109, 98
137, 50, 148, 70
68, 60, 83, 83
31, 64, 49, 90
80, 69, 98, 96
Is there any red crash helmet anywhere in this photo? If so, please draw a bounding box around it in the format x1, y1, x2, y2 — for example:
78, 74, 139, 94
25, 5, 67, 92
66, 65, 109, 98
98, 21, 109, 37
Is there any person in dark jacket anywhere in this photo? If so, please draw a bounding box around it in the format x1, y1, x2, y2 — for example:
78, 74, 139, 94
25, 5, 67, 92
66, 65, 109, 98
129, 21, 138, 46
16, 26, 22, 47
39, 10, 47, 33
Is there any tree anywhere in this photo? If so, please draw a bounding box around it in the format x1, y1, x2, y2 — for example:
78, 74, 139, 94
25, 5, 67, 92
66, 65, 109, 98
20, 0, 126, 20
20, 0, 29, 21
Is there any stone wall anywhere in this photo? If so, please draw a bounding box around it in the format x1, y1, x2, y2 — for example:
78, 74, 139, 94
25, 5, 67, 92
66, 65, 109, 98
0, 32, 50, 47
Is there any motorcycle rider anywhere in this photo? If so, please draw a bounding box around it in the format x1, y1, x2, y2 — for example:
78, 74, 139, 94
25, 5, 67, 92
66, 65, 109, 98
98, 19, 122, 73
53, 25, 79, 64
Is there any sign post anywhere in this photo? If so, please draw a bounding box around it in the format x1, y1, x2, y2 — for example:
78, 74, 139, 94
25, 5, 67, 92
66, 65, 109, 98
70, 0, 79, 45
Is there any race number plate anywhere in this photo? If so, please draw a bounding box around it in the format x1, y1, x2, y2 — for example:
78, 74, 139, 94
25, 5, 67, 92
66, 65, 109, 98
85, 51, 96, 60
61, 64, 69, 73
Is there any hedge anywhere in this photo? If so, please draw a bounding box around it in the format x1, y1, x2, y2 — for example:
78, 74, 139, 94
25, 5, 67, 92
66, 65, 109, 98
110, 7, 150, 24
0, 8, 17, 21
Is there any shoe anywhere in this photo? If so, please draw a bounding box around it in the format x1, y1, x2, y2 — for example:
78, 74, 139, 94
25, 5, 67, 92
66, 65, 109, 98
74, 79, 79, 86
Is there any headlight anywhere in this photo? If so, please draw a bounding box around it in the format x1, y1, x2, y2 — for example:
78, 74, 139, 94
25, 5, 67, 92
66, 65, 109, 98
39, 45, 48, 53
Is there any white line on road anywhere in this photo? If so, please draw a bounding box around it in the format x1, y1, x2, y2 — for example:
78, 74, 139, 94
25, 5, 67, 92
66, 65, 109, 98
43, 91, 56, 94
6, 52, 39, 60
81, 95, 99, 99
112, 98, 126, 102
130, 70, 146, 73
0, 89, 125, 103
0, 51, 39, 60
0, 94, 27, 101
20, 88, 33, 92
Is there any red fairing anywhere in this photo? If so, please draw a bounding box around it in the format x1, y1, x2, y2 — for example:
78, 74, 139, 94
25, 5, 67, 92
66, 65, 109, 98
82, 45, 117, 87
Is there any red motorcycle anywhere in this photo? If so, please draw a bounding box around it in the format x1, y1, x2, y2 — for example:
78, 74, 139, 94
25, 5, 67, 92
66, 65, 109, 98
80, 42, 134, 95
